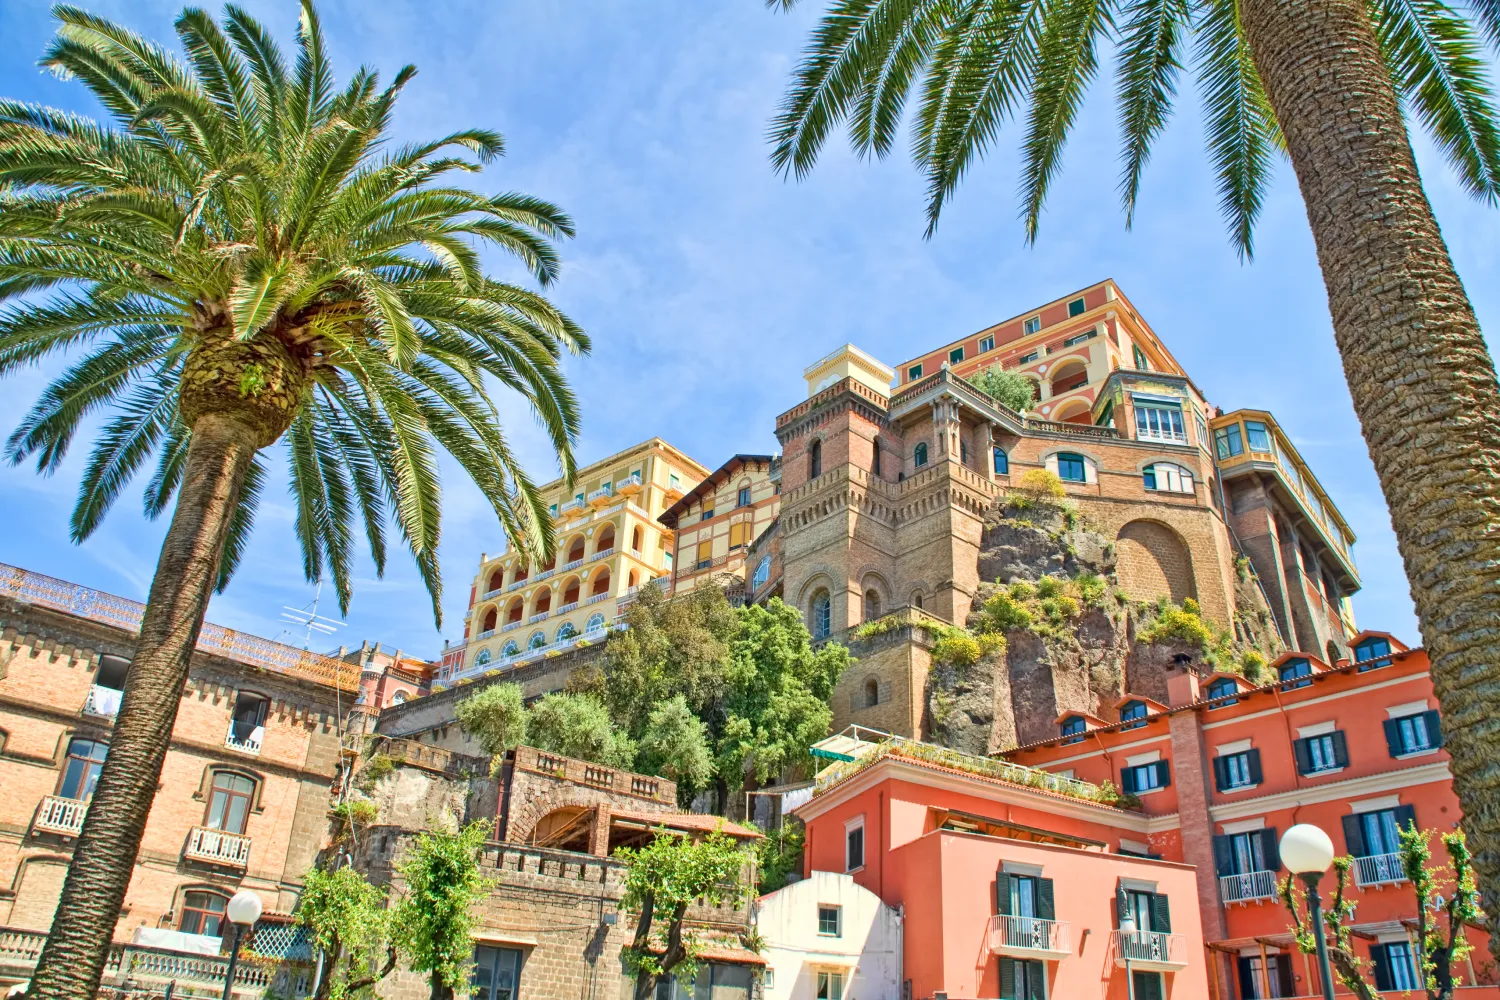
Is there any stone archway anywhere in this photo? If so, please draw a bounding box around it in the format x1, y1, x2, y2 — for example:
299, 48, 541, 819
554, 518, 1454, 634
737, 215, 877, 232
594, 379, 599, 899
1116, 520, 1197, 605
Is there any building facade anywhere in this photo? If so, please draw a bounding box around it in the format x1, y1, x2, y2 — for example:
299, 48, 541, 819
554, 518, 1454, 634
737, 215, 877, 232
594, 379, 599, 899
661, 453, 780, 600
754, 871, 901, 1000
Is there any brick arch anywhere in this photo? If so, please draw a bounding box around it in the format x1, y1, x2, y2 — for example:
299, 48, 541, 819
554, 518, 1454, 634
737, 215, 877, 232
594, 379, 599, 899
505, 783, 614, 845
1116, 519, 1197, 605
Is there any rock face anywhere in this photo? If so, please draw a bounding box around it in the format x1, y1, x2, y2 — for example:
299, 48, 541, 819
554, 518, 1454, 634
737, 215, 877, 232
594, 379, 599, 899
928, 495, 1281, 753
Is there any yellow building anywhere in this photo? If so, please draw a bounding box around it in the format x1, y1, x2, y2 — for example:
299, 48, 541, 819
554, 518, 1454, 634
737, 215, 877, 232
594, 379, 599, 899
438, 438, 708, 687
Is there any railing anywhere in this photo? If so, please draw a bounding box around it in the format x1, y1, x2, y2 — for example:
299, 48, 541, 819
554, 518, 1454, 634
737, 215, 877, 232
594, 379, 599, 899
1355, 852, 1408, 888
225, 724, 264, 755
84, 683, 122, 718
482, 587, 503, 600
0, 562, 356, 692
615, 474, 643, 492
528, 611, 550, 624
586, 592, 611, 605
563, 558, 585, 571
369, 736, 488, 777
476, 628, 496, 640
501, 621, 523, 632
1024, 416, 1120, 440
591, 547, 615, 561
512, 746, 677, 804
1220, 869, 1278, 903
679, 554, 729, 578
506, 578, 527, 592
184, 826, 252, 867
587, 486, 613, 503
556, 601, 579, 615
988, 915, 1071, 957
1112, 930, 1188, 970
436, 623, 627, 690
33, 795, 87, 835
534, 568, 556, 582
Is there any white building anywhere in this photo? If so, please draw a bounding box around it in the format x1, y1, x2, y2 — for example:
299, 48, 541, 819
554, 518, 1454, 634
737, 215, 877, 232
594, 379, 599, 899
754, 871, 902, 1000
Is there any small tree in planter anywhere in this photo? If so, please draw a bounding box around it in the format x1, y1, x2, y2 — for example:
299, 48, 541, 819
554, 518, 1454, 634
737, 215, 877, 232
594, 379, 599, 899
1280, 826, 1482, 999
617, 830, 750, 1000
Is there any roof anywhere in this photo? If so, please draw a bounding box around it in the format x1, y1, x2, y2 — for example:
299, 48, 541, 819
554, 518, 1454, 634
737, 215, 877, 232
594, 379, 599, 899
658, 454, 775, 529
608, 809, 762, 840
534, 436, 710, 494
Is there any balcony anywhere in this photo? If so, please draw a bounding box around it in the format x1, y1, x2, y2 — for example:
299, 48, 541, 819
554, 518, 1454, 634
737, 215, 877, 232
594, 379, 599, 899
481, 587, 503, 600
1220, 870, 1278, 904
528, 611, 550, 624
1112, 930, 1188, 972
565, 498, 588, 515
591, 547, 615, 562
33, 795, 87, 836
563, 558, 585, 572
83, 684, 123, 719
556, 601, 579, 615
476, 628, 496, 640
225, 723, 264, 755
534, 568, 556, 582
988, 915, 1071, 960
502, 620, 523, 633
586, 592, 611, 605
1354, 852, 1408, 888
506, 579, 527, 592
184, 826, 252, 868
587, 486, 614, 505
615, 474, 642, 495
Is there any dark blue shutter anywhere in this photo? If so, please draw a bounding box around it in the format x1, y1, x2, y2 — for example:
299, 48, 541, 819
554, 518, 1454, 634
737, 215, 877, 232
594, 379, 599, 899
1036, 878, 1055, 920
1260, 828, 1281, 871
1424, 710, 1444, 748
1247, 748, 1264, 785
1155, 760, 1172, 789
1394, 804, 1418, 834
1370, 944, 1393, 992
1122, 764, 1138, 794
1293, 737, 1313, 774
1212, 757, 1228, 792
1342, 814, 1368, 857
1383, 719, 1402, 757
1332, 730, 1350, 768
1213, 835, 1234, 877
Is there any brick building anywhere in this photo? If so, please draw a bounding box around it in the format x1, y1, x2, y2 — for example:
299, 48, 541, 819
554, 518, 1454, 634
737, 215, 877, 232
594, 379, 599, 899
0, 562, 351, 993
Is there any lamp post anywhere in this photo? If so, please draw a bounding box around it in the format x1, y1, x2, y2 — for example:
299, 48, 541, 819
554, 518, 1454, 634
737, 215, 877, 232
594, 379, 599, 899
1119, 914, 1136, 1000
221, 890, 263, 1000
1280, 824, 1338, 1000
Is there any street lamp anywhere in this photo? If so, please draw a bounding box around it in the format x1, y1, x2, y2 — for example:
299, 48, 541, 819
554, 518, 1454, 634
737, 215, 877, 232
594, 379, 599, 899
1281, 824, 1338, 1000
1119, 914, 1136, 1000
221, 890, 263, 1000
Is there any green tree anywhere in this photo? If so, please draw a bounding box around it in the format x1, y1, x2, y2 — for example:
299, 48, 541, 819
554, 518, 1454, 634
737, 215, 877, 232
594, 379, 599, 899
751, 820, 806, 894
528, 691, 637, 768
617, 830, 751, 1000
767, 0, 1500, 942
454, 682, 528, 767
637, 694, 716, 806
0, 7, 584, 994
394, 822, 494, 1000
296, 866, 397, 1000
970, 366, 1036, 413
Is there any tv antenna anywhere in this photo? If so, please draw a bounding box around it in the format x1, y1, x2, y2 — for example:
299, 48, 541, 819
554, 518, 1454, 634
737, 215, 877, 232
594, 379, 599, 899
278, 580, 344, 650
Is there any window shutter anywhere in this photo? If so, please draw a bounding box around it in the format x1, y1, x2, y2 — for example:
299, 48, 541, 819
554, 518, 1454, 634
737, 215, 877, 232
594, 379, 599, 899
1121, 764, 1138, 794
1383, 719, 1402, 757
1114, 887, 1126, 927
1275, 955, 1295, 996
1211, 757, 1228, 792
996, 873, 1013, 916
1247, 748, 1264, 785
1026, 960, 1045, 998
1151, 893, 1171, 932
1135, 971, 1164, 1000
1237, 958, 1256, 999
1395, 804, 1418, 835
1213, 835, 1234, 877
1260, 828, 1281, 871
1370, 944, 1393, 992
1341, 814, 1367, 857
1425, 710, 1444, 748
1155, 760, 1172, 789
1293, 738, 1313, 775
998, 957, 1016, 1000
1036, 878, 1055, 920
1332, 730, 1350, 768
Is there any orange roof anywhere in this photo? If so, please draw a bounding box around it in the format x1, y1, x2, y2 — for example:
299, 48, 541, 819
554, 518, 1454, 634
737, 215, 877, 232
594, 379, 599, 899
610, 809, 762, 840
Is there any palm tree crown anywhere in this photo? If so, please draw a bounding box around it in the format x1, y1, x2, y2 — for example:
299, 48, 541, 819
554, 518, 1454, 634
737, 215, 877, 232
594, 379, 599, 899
768, 0, 1500, 253
0, 2, 587, 620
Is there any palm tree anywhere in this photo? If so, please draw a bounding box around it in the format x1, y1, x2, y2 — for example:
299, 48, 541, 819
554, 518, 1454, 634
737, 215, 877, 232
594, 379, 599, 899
768, 0, 1500, 954
0, 4, 586, 996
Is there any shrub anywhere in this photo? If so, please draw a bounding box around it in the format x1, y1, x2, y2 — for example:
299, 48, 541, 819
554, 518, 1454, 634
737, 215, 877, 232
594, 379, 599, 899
977, 632, 1007, 657
454, 682, 527, 757
1040, 595, 1080, 621
357, 753, 395, 791
1008, 581, 1036, 601
983, 590, 1034, 633
1035, 575, 1063, 599
1182, 597, 1202, 616
1241, 649, 1267, 681
1137, 603, 1214, 648
1074, 573, 1107, 607
1017, 468, 1066, 498
969, 366, 1037, 412
333, 799, 378, 829
933, 632, 983, 668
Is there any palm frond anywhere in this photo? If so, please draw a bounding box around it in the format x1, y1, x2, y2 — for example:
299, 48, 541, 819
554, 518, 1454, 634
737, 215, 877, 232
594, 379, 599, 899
1115, 0, 1190, 224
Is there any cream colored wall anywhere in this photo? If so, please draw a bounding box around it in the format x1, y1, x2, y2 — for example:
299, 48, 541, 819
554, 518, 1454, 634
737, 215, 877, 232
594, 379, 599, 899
755, 871, 902, 1000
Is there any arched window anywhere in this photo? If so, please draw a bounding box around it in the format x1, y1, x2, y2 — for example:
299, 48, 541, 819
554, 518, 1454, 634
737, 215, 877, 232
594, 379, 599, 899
911, 591, 924, 610
566, 536, 586, 564
533, 588, 552, 615
631, 526, 644, 552
596, 523, 616, 554
809, 439, 823, 479
481, 607, 498, 632
1120, 700, 1148, 730
1206, 678, 1239, 706
179, 890, 229, 937
207, 771, 256, 835
528, 631, 547, 650
1056, 452, 1087, 483
501, 640, 520, 657
810, 590, 832, 639
863, 589, 881, 621
752, 557, 771, 591
486, 570, 503, 594
512, 562, 529, 585
59, 737, 108, 800
993, 447, 1009, 475
391, 690, 408, 706
628, 569, 639, 589
590, 569, 611, 597
585, 613, 607, 632
1060, 716, 1087, 743
557, 621, 578, 642
562, 577, 581, 605
1143, 462, 1195, 494
864, 678, 880, 708
913, 443, 928, 468
872, 445, 882, 477
474, 648, 493, 667
505, 599, 523, 624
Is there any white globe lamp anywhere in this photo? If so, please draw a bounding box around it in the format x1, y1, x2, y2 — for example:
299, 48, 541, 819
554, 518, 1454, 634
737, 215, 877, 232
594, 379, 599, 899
1279, 824, 1338, 1000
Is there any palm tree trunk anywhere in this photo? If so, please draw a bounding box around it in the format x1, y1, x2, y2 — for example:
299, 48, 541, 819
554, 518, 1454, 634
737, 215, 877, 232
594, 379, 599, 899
27, 411, 261, 1000
1239, 0, 1500, 961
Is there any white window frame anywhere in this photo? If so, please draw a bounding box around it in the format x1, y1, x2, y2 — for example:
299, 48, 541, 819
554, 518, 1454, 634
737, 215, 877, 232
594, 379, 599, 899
1144, 462, 1195, 494
1023, 316, 1041, 335
817, 903, 842, 937
979, 334, 995, 353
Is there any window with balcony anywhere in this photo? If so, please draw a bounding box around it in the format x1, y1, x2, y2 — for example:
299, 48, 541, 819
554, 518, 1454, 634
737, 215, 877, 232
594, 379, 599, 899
1024, 316, 1041, 335
1372, 941, 1421, 992
1206, 678, 1239, 705
1119, 700, 1148, 729
696, 540, 713, 570
817, 905, 841, 936
1344, 805, 1416, 889
470, 945, 524, 1000
179, 890, 228, 937
980, 335, 995, 353
913, 443, 928, 468
228, 691, 268, 752
1278, 658, 1312, 688
1056, 453, 1086, 483
908, 364, 923, 381
845, 817, 865, 871
1018, 350, 1039, 364
1213, 749, 1262, 791
1244, 420, 1272, 452
950, 347, 965, 364
1123, 759, 1170, 794
1068, 297, 1086, 317
1385, 710, 1442, 756
1134, 404, 1185, 443
87, 654, 129, 718
1214, 828, 1280, 890
59, 737, 108, 799
1294, 731, 1348, 774
993, 447, 1009, 475
1063, 329, 1095, 347
1238, 954, 1295, 998
1214, 424, 1244, 459
1142, 463, 1194, 494
207, 771, 256, 835
1120, 888, 1170, 933
1355, 636, 1394, 670
737, 486, 751, 507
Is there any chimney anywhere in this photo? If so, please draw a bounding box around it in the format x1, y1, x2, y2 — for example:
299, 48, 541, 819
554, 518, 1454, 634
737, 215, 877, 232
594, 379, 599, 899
1165, 660, 1201, 708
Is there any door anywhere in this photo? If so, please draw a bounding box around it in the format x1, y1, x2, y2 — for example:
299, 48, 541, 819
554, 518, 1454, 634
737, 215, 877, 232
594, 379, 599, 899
471, 945, 523, 1000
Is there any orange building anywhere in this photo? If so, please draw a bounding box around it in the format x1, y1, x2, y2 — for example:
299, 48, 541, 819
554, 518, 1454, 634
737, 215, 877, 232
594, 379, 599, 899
1005, 633, 1495, 999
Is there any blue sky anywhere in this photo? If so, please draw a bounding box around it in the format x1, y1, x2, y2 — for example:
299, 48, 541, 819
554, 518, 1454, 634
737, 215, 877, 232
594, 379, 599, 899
0, 1, 1495, 659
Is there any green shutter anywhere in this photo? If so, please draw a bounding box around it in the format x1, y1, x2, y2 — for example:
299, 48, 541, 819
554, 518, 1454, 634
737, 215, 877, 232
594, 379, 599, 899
997, 873, 1013, 916
999, 957, 1016, 999
1026, 960, 1046, 997
1036, 878, 1055, 920
1151, 893, 1171, 932
1342, 814, 1367, 857
1332, 730, 1350, 768
1383, 718, 1403, 757
1425, 709, 1444, 748
1212, 835, 1234, 877
1133, 971, 1164, 1000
